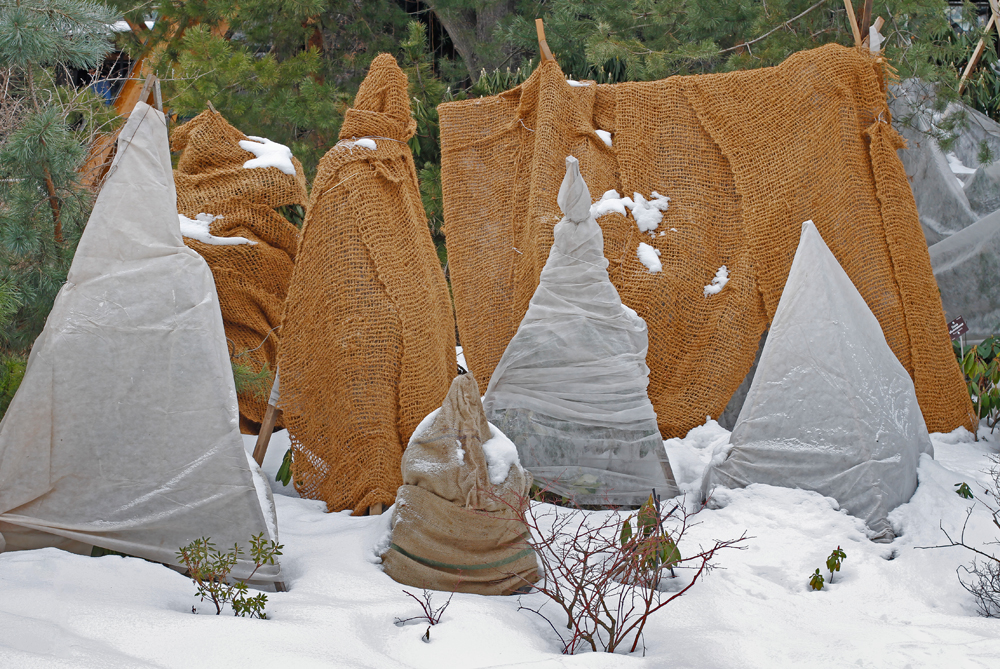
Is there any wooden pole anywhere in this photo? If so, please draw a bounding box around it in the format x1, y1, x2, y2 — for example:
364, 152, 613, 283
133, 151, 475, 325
859, 0, 874, 43
861, 16, 885, 50
843, 0, 863, 47
252, 404, 281, 467
959, 12, 1000, 95
535, 18, 556, 64
252, 370, 282, 467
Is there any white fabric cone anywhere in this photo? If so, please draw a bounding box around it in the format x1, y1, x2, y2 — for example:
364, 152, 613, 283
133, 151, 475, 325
0, 103, 279, 580
703, 220, 933, 541
483, 156, 677, 506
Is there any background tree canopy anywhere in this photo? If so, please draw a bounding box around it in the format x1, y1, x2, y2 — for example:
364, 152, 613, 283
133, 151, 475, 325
0, 0, 994, 376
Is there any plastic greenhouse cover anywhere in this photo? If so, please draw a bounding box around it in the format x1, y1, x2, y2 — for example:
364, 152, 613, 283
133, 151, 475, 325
703, 221, 933, 542
929, 207, 1000, 344
0, 103, 279, 581
483, 156, 678, 506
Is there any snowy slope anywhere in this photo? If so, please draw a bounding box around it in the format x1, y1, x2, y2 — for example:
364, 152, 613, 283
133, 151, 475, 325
2, 424, 1000, 668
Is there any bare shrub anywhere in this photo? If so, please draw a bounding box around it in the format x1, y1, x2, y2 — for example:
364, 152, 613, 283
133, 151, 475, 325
922, 453, 1000, 617
509, 490, 747, 654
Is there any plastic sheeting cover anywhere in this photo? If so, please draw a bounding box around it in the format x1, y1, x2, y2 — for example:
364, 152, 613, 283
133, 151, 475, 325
0, 103, 280, 580
482, 156, 678, 506
930, 208, 1000, 343
703, 221, 933, 542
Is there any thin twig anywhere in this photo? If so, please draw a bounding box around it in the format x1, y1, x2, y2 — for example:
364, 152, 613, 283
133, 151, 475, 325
720, 0, 833, 54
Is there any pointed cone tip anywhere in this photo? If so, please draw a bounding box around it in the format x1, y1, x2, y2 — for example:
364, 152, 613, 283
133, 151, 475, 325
557, 155, 592, 222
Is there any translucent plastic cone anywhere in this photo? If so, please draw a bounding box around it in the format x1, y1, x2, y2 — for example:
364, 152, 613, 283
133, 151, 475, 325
0, 103, 280, 580
483, 156, 678, 506
704, 221, 933, 541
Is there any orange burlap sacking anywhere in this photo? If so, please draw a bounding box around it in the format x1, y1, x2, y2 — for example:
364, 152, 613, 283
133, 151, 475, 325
171, 111, 305, 433
439, 44, 976, 438
279, 54, 456, 514
382, 373, 539, 595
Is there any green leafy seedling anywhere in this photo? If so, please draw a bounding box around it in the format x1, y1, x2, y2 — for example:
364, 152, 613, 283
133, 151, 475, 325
956, 482, 974, 500
809, 568, 825, 591
275, 448, 293, 486
826, 546, 846, 583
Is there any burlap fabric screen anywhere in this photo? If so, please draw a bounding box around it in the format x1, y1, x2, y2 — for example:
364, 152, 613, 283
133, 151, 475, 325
439, 44, 976, 438
171, 111, 305, 433
279, 54, 456, 514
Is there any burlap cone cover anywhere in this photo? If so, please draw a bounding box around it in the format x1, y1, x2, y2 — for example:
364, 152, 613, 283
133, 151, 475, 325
279, 54, 456, 513
382, 373, 539, 595
171, 110, 305, 433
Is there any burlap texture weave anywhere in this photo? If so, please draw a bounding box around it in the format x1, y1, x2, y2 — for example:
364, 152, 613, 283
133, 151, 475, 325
279, 54, 456, 514
439, 44, 976, 438
383, 373, 539, 595
171, 111, 305, 433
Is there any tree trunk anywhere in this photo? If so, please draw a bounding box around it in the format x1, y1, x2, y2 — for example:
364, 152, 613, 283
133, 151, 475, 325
425, 0, 516, 80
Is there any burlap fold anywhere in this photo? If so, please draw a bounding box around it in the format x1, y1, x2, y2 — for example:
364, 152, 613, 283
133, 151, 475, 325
382, 373, 539, 595
279, 53, 456, 514
439, 44, 975, 437
171, 110, 305, 433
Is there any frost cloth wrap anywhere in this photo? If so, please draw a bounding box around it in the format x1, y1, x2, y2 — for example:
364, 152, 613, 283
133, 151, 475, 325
279, 54, 456, 514
172, 110, 304, 434
383, 374, 538, 595
439, 44, 975, 439
929, 209, 1000, 344
483, 157, 678, 506
704, 222, 933, 542
0, 103, 280, 581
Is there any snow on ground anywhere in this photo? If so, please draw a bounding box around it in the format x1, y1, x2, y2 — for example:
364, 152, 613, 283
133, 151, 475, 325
3, 419, 1000, 667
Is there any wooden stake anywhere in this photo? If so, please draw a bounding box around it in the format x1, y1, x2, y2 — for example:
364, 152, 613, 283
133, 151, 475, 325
252, 404, 281, 467
959, 12, 999, 95
152, 78, 162, 112
138, 74, 158, 109
859, 0, 874, 42
368, 502, 384, 516
843, 0, 862, 47
535, 18, 556, 64
861, 16, 885, 50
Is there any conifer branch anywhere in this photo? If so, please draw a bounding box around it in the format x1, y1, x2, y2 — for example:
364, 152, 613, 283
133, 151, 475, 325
720, 0, 832, 54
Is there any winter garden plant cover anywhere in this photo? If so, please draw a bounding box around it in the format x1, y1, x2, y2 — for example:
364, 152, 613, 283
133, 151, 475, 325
483, 157, 678, 506
0, 103, 280, 581
171, 110, 305, 435
439, 45, 975, 440
278, 54, 455, 515
382, 373, 538, 595
929, 207, 1000, 345
703, 221, 933, 542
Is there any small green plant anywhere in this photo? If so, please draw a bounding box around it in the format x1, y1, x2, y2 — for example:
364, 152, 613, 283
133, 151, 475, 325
826, 546, 847, 583
956, 482, 975, 500
955, 335, 1000, 439
176, 533, 282, 619
619, 493, 682, 578
231, 358, 273, 399
275, 448, 293, 486
809, 568, 825, 591
0, 351, 27, 420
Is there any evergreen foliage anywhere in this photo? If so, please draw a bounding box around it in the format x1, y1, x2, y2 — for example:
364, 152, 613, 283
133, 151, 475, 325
113, 0, 415, 179
0, 0, 117, 356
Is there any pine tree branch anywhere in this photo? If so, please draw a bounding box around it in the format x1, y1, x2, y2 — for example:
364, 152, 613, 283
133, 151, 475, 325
720, 0, 832, 54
